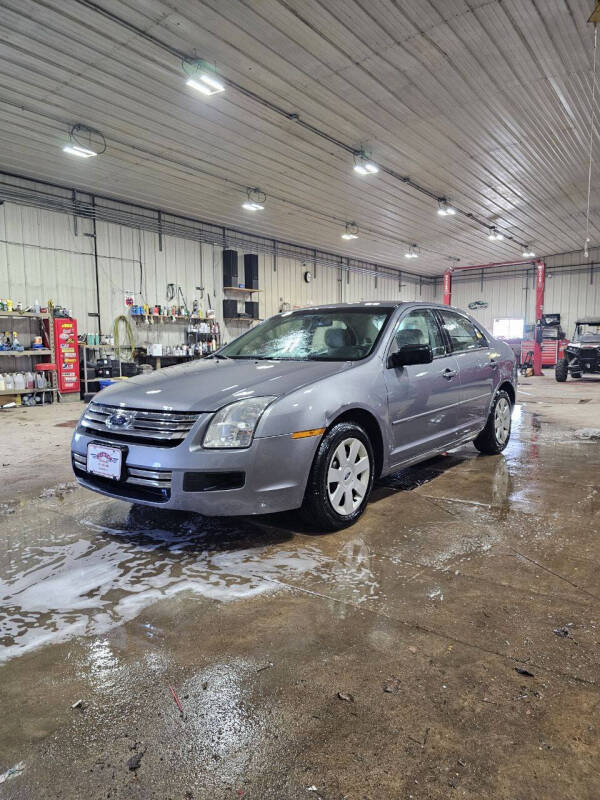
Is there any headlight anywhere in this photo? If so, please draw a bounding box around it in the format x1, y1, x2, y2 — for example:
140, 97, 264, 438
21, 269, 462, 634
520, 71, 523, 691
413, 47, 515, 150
203, 396, 276, 449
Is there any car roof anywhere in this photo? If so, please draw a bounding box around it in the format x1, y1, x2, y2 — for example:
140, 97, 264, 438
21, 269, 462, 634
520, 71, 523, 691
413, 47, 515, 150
283, 301, 459, 312
575, 317, 600, 325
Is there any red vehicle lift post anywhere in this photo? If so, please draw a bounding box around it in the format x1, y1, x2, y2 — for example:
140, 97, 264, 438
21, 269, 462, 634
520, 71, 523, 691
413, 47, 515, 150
533, 260, 546, 377
441, 258, 546, 376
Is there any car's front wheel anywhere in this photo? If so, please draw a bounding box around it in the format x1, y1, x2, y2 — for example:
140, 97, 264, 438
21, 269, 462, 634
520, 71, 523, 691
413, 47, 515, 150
474, 390, 512, 455
301, 422, 374, 531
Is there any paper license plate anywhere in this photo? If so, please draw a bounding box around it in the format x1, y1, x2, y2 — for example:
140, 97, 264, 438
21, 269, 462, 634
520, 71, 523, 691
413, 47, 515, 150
87, 442, 123, 480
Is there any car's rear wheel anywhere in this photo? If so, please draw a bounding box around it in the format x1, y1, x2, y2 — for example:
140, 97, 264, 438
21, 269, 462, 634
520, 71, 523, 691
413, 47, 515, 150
300, 422, 374, 531
474, 390, 512, 455
555, 358, 568, 382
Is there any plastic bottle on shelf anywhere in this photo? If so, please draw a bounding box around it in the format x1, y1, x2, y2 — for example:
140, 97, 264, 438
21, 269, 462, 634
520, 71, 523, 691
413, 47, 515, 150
14, 372, 25, 390
33, 299, 41, 314
0, 373, 5, 391
5, 373, 14, 391
25, 371, 35, 389
35, 371, 46, 389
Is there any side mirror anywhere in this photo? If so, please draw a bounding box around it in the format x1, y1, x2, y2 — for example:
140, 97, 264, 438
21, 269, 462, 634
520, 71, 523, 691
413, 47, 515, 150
387, 344, 433, 368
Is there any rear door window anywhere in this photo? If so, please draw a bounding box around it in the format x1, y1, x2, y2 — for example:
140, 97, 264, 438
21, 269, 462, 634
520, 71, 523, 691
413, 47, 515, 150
438, 310, 487, 352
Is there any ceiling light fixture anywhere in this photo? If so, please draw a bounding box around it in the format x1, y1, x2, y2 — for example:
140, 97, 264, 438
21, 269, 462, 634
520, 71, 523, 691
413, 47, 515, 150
522, 248, 536, 258
353, 152, 379, 175
437, 199, 456, 216
341, 222, 359, 240
404, 244, 419, 259
242, 188, 266, 211
183, 59, 226, 96
488, 227, 504, 241
62, 124, 106, 158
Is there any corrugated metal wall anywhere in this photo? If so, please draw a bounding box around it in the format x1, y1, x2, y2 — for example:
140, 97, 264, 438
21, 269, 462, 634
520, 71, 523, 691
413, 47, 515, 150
2, 195, 593, 348
1, 200, 434, 347
437, 249, 599, 337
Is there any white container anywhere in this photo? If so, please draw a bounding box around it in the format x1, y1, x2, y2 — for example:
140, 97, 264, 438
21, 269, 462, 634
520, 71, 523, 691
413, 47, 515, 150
5, 373, 14, 390
14, 372, 25, 390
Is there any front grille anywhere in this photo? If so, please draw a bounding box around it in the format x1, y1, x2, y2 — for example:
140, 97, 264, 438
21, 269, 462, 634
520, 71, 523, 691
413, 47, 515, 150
78, 402, 201, 447
72, 452, 172, 502
579, 348, 599, 360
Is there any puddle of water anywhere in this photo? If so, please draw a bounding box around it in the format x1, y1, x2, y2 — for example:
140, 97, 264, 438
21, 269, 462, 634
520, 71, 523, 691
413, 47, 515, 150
0, 507, 330, 663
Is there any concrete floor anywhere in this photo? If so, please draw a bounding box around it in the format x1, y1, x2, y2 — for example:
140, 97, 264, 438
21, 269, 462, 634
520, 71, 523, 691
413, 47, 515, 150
1, 375, 599, 799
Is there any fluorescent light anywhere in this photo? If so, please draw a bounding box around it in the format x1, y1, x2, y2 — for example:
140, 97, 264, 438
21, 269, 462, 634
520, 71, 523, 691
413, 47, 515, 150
437, 199, 456, 216
186, 74, 225, 95
353, 153, 378, 176
522, 248, 536, 257
342, 223, 359, 239
341, 232, 358, 240
184, 60, 226, 96
62, 144, 97, 158
186, 77, 214, 95
488, 228, 504, 241
404, 245, 418, 259
197, 73, 225, 92
242, 188, 266, 211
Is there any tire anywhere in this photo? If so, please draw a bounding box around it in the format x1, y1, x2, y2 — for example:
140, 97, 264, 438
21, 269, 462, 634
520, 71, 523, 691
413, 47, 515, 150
555, 358, 568, 382
300, 422, 374, 531
474, 390, 512, 455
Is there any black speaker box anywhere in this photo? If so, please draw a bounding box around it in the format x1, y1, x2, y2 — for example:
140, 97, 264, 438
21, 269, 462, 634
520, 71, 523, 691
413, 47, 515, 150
223, 299, 238, 318
245, 301, 259, 319
223, 249, 238, 287
244, 253, 259, 289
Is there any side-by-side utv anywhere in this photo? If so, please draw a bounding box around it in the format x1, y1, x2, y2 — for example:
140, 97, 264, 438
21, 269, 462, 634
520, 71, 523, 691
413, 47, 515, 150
555, 317, 600, 381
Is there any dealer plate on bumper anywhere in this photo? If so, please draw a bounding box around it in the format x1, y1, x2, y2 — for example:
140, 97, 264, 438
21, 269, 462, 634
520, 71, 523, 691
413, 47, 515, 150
87, 442, 123, 480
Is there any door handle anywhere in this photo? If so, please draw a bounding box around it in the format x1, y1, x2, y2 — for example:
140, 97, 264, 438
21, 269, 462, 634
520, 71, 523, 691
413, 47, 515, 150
489, 359, 499, 369
442, 368, 457, 379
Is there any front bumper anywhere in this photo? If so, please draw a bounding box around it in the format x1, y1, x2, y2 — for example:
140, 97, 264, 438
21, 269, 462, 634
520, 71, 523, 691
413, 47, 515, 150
71, 426, 320, 516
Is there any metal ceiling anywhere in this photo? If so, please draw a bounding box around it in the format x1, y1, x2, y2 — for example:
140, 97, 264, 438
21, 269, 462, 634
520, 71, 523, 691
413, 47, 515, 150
0, 0, 597, 276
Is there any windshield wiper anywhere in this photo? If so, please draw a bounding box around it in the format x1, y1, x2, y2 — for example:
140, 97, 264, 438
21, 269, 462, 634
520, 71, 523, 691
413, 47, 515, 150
208, 353, 230, 360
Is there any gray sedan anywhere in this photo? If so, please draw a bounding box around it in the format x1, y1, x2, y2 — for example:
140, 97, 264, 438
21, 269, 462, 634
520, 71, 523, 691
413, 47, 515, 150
72, 302, 516, 530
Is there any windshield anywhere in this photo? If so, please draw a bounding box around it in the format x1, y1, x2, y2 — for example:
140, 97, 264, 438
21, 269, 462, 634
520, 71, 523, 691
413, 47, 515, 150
220, 307, 394, 361
574, 323, 600, 342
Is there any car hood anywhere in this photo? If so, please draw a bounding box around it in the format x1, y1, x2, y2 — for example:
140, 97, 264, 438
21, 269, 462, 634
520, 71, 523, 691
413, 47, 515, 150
94, 358, 352, 412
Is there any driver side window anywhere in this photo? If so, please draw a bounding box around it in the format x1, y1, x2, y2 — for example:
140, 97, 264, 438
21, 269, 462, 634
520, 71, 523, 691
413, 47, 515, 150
390, 309, 446, 357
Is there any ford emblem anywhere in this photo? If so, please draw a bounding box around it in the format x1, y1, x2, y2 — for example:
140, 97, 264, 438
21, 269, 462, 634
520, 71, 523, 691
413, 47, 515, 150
105, 410, 135, 430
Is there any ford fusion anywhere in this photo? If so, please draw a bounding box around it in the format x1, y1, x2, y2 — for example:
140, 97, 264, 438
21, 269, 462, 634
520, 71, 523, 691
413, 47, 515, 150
72, 302, 516, 530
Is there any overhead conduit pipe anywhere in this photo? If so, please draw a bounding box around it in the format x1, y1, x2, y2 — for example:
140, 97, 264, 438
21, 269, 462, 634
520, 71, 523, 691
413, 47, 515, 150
442, 258, 546, 376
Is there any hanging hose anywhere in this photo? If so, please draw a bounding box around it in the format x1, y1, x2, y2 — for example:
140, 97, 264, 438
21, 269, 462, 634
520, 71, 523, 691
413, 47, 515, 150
113, 314, 135, 360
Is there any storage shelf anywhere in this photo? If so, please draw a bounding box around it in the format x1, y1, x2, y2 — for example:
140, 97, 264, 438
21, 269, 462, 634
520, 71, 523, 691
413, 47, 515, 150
0, 387, 57, 395
0, 349, 52, 356
144, 353, 197, 359
0, 311, 50, 319
132, 315, 207, 323
78, 344, 133, 350
223, 286, 262, 294
224, 317, 262, 323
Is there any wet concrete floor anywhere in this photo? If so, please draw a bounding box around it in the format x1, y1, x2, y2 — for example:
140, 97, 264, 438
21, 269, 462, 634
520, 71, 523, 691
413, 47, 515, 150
1, 381, 599, 799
